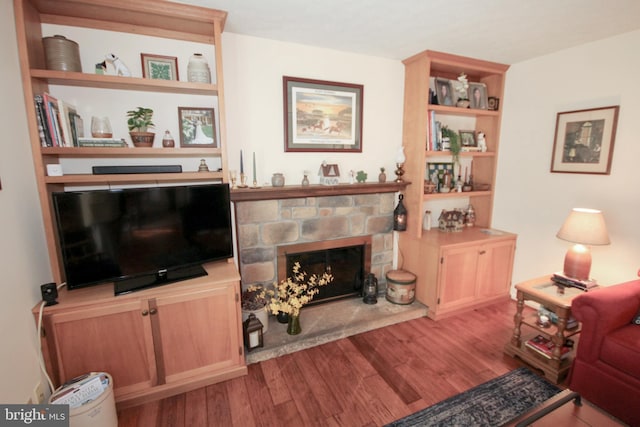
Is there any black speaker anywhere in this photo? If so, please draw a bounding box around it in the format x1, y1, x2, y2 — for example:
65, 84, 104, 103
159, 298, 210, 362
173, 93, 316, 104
41, 282, 58, 306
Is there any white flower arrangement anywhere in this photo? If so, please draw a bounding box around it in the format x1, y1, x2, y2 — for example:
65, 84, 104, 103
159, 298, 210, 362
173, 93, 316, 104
249, 262, 334, 317
455, 72, 469, 100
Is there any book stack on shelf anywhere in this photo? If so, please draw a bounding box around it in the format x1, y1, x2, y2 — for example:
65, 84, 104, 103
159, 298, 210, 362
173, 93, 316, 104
551, 272, 598, 291
34, 93, 83, 148
538, 306, 579, 330
525, 335, 573, 360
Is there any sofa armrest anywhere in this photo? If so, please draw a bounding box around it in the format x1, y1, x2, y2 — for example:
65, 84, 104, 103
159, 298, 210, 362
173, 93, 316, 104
572, 280, 640, 362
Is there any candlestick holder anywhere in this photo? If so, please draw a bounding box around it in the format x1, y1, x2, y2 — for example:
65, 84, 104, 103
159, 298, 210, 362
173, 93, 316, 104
395, 162, 405, 182
252, 179, 261, 189
229, 170, 238, 189
238, 173, 249, 188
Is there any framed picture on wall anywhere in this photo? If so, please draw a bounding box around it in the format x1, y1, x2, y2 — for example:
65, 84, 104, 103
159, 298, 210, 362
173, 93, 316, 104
550, 106, 619, 174
283, 76, 363, 152
178, 107, 217, 147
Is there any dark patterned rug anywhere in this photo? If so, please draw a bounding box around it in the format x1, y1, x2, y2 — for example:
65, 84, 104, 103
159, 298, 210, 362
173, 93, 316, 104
386, 367, 561, 427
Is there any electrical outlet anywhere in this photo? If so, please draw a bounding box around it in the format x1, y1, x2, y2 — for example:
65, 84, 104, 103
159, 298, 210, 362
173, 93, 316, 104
33, 382, 45, 404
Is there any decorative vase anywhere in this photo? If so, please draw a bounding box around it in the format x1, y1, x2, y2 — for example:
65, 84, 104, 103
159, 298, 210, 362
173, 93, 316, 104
287, 314, 301, 335
456, 99, 470, 108
187, 53, 211, 83
162, 130, 175, 147
301, 174, 309, 186
378, 171, 386, 183
271, 173, 285, 187
276, 311, 289, 324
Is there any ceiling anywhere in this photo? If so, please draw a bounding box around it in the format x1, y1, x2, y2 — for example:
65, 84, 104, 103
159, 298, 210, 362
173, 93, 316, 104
173, 0, 640, 64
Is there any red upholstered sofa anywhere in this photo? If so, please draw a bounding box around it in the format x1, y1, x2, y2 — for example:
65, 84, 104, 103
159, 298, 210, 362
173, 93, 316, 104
568, 279, 640, 426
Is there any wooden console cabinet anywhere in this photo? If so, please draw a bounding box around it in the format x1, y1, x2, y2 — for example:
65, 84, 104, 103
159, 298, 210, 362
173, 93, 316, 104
402, 228, 516, 319
34, 261, 246, 409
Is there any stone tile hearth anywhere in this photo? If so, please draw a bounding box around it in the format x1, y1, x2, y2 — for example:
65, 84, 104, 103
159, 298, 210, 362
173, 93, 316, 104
245, 296, 428, 364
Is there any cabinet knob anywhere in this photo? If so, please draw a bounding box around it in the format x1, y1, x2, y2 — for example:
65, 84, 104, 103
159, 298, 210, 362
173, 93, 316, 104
150, 308, 157, 315
141, 310, 149, 316
479, 250, 486, 255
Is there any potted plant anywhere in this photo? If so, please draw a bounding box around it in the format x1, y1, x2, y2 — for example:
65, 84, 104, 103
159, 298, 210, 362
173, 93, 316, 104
241, 286, 270, 333
441, 126, 461, 166
126, 107, 155, 147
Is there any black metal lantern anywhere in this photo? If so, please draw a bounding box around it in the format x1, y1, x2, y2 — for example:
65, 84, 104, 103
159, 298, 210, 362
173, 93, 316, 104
394, 193, 407, 231
362, 273, 378, 304
243, 313, 264, 352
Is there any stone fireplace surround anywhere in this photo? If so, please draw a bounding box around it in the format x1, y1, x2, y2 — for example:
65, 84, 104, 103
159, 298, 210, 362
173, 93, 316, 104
230, 183, 427, 362
233, 188, 398, 292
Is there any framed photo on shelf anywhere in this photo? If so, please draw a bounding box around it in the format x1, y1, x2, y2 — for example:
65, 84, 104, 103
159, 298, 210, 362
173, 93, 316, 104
435, 78, 454, 106
459, 130, 477, 147
468, 82, 488, 109
550, 106, 619, 175
141, 53, 179, 81
283, 76, 363, 152
178, 107, 217, 148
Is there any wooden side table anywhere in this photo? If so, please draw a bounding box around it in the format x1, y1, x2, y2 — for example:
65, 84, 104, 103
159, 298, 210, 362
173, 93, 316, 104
504, 275, 588, 383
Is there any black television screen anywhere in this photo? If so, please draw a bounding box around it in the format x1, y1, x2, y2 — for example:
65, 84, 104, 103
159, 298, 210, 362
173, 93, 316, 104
52, 184, 233, 294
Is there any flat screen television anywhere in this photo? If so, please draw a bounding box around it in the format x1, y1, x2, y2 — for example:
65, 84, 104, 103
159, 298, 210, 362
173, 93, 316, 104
52, 183, 233, 295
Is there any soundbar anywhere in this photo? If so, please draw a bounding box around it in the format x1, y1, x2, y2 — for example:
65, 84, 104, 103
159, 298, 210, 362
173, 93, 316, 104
92, 165, 182, 174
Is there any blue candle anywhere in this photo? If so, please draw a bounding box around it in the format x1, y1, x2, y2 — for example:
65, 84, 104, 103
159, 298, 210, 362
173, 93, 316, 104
240, 150, 244, 173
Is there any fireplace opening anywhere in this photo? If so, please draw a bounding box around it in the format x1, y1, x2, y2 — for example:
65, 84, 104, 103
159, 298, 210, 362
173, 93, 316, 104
277, 236, 372, 305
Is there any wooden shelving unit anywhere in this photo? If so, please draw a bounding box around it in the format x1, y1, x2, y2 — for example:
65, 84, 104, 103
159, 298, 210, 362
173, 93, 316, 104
14, 0, 230, 284
397, 50, 516, 319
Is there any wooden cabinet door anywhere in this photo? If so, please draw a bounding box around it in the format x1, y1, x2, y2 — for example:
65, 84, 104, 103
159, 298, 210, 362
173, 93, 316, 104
44, 299, 157, 398
152, 282, 242, 385
437, 245, 479, 310
476, 239, 516, 298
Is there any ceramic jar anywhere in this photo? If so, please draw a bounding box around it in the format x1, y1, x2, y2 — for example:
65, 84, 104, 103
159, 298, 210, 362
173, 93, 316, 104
187, 53, 211, 83
43, 35, 82, 72
162, 130, 175, 147
271, 173, 285, 187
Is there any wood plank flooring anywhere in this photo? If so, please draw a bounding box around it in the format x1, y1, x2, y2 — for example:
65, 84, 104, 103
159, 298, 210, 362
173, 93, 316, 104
116, 300, 546, 426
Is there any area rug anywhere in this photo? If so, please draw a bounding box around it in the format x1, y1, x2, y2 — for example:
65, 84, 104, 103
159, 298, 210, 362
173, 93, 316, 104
386, 367, 561, 427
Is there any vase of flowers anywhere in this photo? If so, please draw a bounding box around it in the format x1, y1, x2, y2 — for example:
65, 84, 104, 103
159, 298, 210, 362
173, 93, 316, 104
454, 72, 470, 108
262, 262, 334, 335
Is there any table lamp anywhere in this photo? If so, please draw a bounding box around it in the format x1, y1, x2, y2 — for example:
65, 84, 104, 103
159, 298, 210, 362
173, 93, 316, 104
556, 208, 610, 280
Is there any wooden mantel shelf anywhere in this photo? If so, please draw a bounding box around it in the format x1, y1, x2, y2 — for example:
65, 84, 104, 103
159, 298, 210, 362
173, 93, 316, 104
230, 181, 410, 202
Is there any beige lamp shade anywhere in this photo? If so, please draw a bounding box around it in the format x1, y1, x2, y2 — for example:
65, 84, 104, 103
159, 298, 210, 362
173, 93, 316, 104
556, 208, 610, 245
556, 208, 610, 280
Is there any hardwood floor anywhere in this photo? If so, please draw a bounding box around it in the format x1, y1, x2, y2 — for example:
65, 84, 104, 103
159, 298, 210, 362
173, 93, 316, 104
117, 300, 546, 426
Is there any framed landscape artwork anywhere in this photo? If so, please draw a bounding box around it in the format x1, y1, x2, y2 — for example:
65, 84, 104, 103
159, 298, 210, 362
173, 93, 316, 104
283, 76, 363, 152
550, 106, 619, 174
141, 53, 179, 81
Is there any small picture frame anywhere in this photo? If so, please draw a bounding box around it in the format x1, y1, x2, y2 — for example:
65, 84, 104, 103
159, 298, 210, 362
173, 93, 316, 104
488, 96, 500, 111
178, 107, 217, 147
141, 53, 179, 81
468, 83, 488, 109
459, 130, 476, 147
435, 78, 454, 106
550, 106, 619, 174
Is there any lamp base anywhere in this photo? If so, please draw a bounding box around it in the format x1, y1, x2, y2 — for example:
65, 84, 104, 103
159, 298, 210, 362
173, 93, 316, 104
563, 244, 591, 281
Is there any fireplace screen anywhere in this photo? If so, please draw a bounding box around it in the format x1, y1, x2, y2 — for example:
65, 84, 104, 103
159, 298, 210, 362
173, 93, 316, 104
283, 242, 368, 305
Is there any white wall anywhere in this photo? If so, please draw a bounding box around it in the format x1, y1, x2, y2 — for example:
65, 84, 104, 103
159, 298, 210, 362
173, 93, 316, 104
0, 1, 52, 403
222, 33, 405, 185
494, 30, 640, 288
